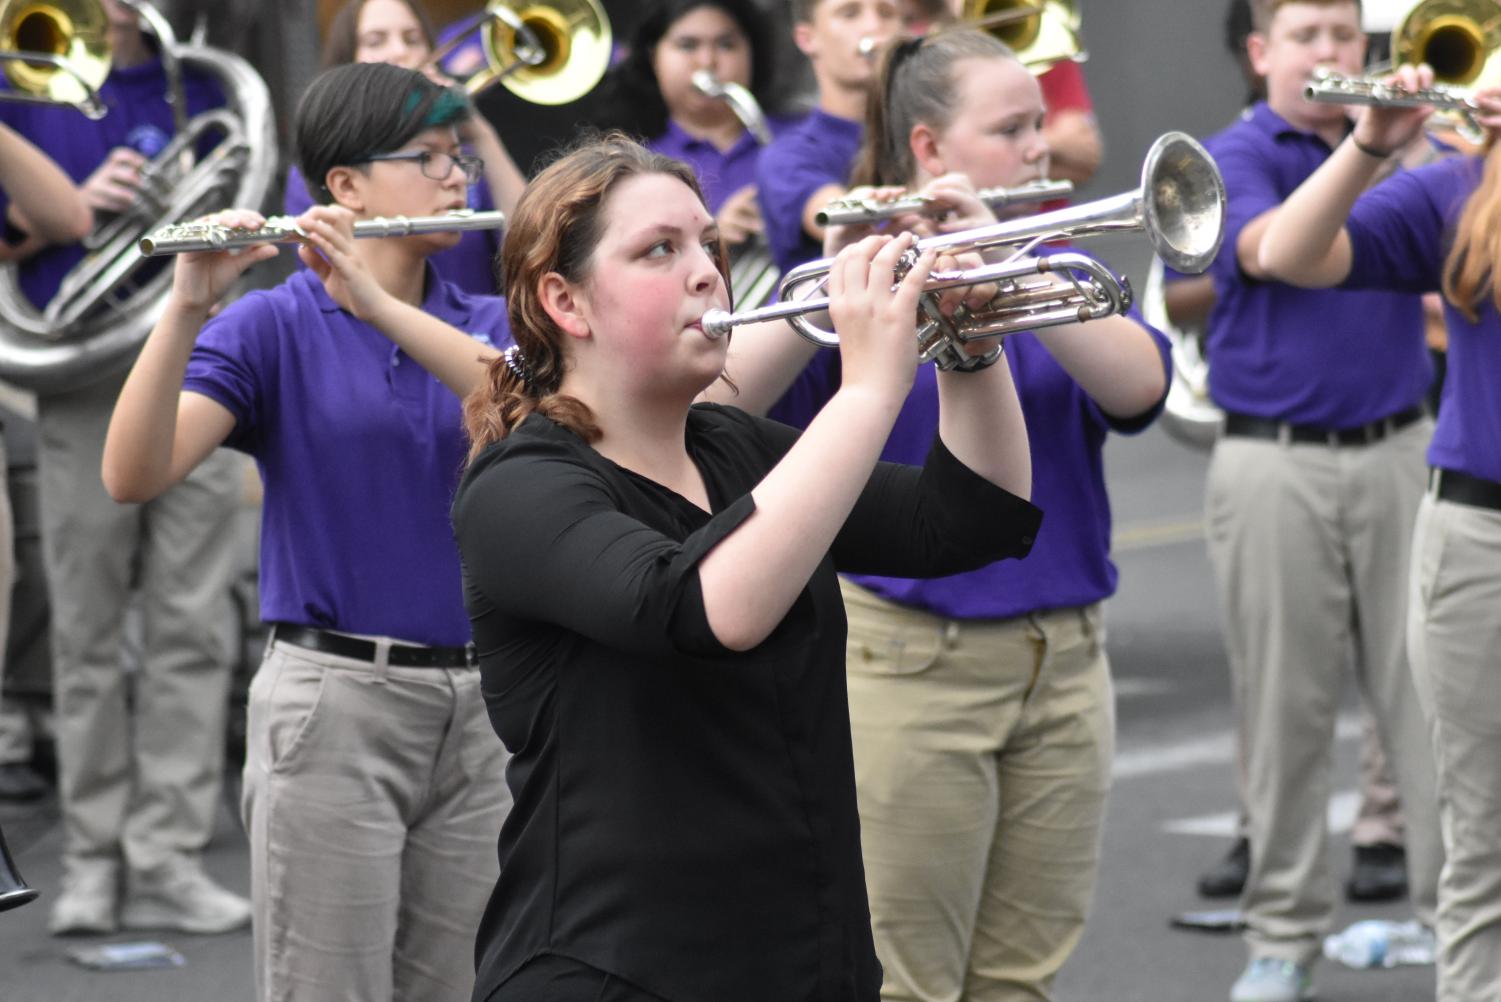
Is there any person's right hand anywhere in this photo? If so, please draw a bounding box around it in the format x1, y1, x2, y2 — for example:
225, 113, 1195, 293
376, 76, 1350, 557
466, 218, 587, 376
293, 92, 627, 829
81, 147, 147, 215
1350, 63, 1435, 156
296, 204, 395, 322
828, 232, 935, 402
167, 209, 279, 315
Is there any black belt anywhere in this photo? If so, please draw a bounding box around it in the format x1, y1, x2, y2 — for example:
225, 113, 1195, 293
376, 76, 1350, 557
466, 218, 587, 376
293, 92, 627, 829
1432, 468, 1501, 512
1222, 406, 1425, 447
271, 625, 477, 669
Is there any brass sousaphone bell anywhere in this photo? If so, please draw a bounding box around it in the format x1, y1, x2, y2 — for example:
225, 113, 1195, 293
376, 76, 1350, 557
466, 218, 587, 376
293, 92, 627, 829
431, 0, 611, 106
0, 0, 111, 119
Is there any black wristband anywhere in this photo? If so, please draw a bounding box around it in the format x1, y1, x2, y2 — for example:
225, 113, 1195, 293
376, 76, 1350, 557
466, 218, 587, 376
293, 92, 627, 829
1350, 135, 1394, 159
948, 342, 1004, 373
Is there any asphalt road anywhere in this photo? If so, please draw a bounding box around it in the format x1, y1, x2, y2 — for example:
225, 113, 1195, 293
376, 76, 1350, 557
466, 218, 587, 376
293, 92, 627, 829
0, 424, 1438, 1001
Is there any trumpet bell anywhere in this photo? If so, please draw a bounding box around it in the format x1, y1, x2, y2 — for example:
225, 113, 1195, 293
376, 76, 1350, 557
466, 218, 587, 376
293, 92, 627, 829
1141, 132, 1226, 275
962, 0, 1084, 71
1392, 0, 1501, 87
0, 0, 109, 108
480, 0, 611, 106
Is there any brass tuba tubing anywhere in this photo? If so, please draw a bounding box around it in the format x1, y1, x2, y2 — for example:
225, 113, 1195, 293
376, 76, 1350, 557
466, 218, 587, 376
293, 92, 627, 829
816, 179, 1074, 228
138, 209, 507, 257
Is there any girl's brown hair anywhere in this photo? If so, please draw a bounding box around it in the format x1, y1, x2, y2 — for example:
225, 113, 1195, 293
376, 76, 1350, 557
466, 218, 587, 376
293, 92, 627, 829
850, 28, 1019, 189
321, 0, 438, 69
1442, 136, 1501, 322
464, 133, 730, 459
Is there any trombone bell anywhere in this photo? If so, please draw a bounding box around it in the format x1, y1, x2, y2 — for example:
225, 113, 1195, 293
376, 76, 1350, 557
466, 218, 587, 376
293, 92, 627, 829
1392, 0, 1501, 87
0, 0, 110, 113
476, 0, 611, 106
963, 0, 1084, 71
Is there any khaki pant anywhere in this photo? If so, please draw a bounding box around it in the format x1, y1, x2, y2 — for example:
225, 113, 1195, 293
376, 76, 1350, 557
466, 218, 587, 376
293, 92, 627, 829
1408, 493, 1501, 1002
38, 378, 242, 871
243, 637, 512, 1002
0, 432, 18, 764
1205, 421, 1442, 967
844, 580, 1113, 1002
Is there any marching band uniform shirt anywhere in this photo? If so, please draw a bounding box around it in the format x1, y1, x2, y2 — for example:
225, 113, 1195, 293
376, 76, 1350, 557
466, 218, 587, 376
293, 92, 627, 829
0, 54, 224, 308
756, 107, 863, 275
451, 403, 1042, 1002
769, 304, 1170, 620
283, 164, 502, 297
647, 113, 803, 213
182, 266, 510, 646
1206, 102, 1431, 426
1343, 155, 1501, 483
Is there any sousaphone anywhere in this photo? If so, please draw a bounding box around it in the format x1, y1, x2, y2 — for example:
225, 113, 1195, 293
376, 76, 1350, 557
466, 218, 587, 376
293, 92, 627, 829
0, 0, 275, 394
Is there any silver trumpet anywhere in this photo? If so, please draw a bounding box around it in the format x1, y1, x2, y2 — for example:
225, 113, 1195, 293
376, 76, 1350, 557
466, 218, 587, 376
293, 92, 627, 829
139, 209, 506, 256
815, 179, 1074, 228
1303, 67, 1485, 142
702, 132, 1226, 371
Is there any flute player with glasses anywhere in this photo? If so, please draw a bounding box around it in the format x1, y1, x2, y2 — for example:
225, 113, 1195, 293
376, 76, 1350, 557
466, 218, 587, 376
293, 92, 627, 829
102, 62, 512, 1002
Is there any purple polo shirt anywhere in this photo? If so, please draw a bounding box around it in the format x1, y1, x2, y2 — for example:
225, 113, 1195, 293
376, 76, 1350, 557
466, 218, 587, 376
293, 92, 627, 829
647, 113, 804, 214
1205, 102, 1430, 426
756, 107, 863, 274
1343, 155, 1501, 482
768, 291, 1171, 619
0, 55, 224, 309
284, 164, 502, 296
183, 267, 511, 646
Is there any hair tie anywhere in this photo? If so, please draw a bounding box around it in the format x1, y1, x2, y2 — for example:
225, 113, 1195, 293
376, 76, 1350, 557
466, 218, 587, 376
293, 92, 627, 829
502, 344, 532, 388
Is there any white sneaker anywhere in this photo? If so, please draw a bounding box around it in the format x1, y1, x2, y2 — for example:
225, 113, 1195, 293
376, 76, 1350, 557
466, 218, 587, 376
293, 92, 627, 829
120, 856, 251, 934
48, 857, 119, 936
1230, 958, 1314, 1002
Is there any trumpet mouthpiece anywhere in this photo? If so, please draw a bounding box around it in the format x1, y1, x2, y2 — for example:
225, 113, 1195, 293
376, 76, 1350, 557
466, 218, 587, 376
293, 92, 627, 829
700, 309, 734, 339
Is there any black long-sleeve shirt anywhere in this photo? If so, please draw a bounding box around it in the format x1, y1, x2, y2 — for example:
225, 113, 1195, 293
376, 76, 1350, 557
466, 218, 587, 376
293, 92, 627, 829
451, 403, 1042, 1002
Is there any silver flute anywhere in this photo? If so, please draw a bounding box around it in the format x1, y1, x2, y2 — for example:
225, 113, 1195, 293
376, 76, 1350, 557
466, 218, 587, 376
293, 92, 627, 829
1303, 67, 1483, 139
816, 179, 1074, 227
138, 209, 507, 256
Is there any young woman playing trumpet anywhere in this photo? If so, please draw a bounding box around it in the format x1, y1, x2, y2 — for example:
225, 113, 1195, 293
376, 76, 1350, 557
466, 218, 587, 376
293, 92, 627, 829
1257, 64, 1501, 1002
295, 129, 1040, 1001
102, 63, 512, 1002
714, 26, 1171, 1000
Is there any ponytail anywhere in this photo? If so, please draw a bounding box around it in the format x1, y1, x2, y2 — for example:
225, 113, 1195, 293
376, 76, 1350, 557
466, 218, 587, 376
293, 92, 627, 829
1441, 137, 1501, 323
850, 28, 1019, 189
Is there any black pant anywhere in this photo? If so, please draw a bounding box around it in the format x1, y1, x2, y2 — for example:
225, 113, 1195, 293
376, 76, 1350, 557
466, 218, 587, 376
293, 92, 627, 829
485, 954, 670, 1002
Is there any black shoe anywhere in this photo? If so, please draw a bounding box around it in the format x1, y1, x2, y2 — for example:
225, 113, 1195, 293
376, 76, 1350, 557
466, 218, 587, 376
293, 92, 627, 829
1197, 837, 1250, 899
1346, 842, 1408, 902
0, 762, 49, 802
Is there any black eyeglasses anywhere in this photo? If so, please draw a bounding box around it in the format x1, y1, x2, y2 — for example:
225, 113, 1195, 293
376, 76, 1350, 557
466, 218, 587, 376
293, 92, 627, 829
356, 150, 485, 184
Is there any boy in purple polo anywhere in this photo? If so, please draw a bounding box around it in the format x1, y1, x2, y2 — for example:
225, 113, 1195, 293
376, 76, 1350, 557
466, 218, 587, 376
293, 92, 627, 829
1205, 3, 1442, 1000
756, 0, 902, 275
1256, 69, 1501, 1002
0, 0, 250, 938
